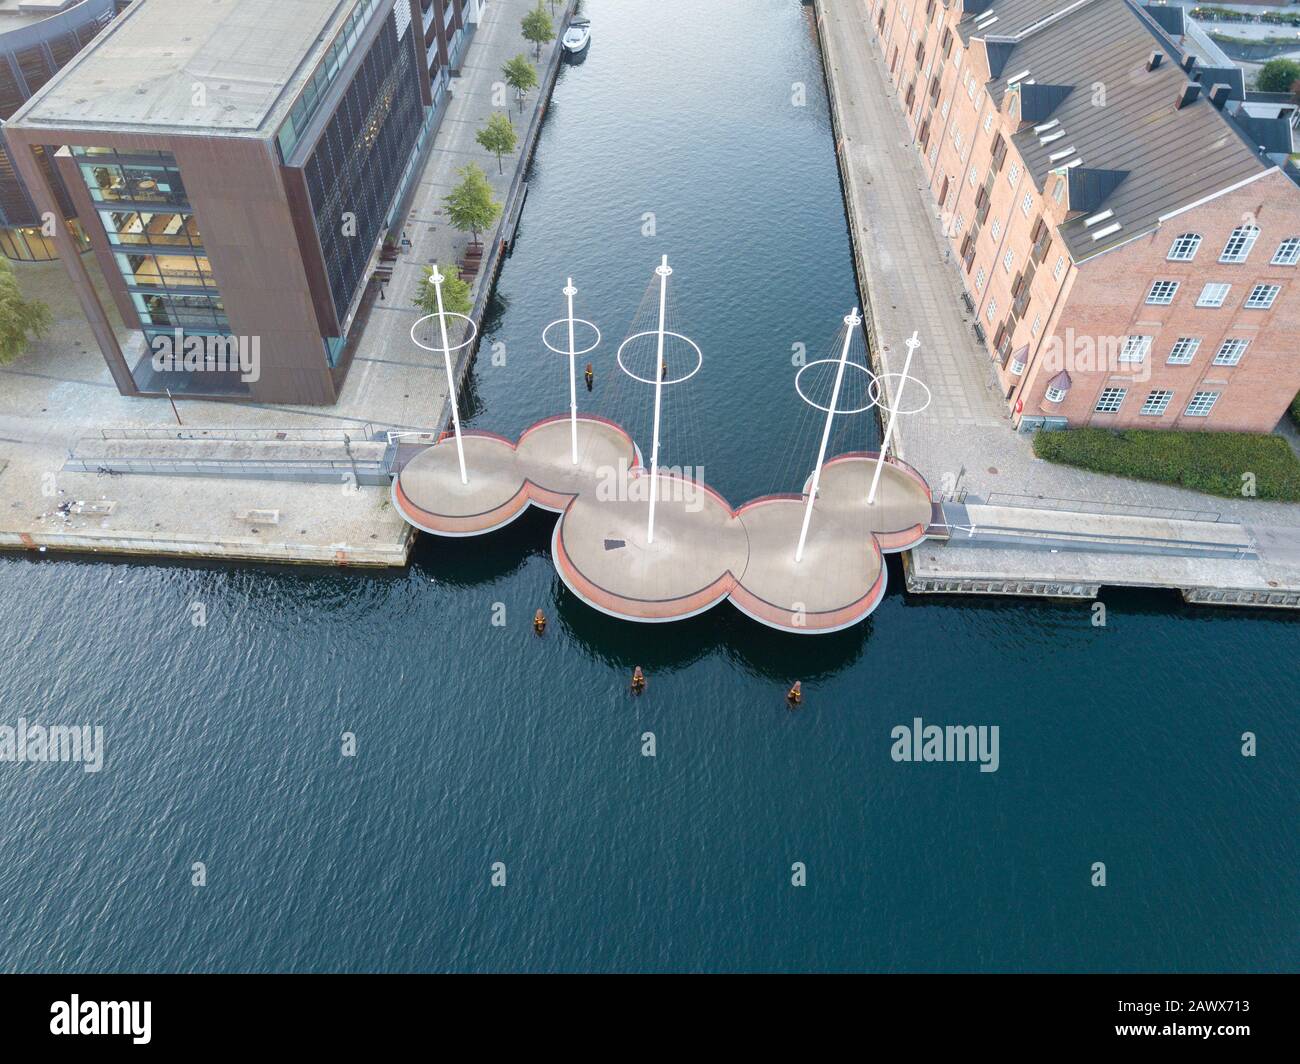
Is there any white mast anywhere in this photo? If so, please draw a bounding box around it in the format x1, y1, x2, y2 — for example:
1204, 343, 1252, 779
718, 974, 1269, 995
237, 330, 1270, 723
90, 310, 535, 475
431, 265, 467, 485
646, 255, 672, 545
795, 309, 861, 563
564, 278, 579, 465
867, 331, 919, 505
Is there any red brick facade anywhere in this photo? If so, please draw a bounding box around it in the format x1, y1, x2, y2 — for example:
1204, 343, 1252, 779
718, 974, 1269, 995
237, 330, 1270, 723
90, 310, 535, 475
861, 0, 1300, 432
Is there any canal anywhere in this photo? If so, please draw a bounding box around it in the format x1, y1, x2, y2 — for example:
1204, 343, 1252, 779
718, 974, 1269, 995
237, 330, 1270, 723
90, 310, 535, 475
0, 0, 1294, 972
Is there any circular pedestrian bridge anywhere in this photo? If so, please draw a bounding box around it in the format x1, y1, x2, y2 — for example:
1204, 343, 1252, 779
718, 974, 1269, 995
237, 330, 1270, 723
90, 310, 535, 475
392, 414, 933, 634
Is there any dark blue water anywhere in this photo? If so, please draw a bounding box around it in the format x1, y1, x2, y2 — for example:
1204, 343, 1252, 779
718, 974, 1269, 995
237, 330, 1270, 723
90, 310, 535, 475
0, 0, 1295, 973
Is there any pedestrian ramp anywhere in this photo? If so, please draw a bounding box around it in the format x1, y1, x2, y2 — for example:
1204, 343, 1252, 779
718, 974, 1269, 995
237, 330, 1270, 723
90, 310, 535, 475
939, 503, 1257, 560
63, 428, 391, 486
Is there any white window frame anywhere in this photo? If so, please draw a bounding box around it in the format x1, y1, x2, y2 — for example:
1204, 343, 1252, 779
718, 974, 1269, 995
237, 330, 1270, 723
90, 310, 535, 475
1166, 337, 1200, 365
1094, 386, 1127, 413
1007, 162, 1021, 186
986, 297, 998, 323
1020, 191, 1033, 217
1184, 391, 1220, 417
1140, 390, 1173, 416
1053, 255, 1066, 280
975, 266, 986, 290
1118, 336, 1152, 363
1031, 313, 1042, 336
1196, 282, 1230, 308
1219, 224, 1260, 264
1270, 237, 1299, 266
1003, 250, 1014, 273
1009, 355, 1026, 375
1244, 283, 1280, 310
1167, 233, 1201, 261
990, 218, 1002, 240
1044, 384, 1067, 403
1212, 338, 1249, 365
1145, 280, 1179, 305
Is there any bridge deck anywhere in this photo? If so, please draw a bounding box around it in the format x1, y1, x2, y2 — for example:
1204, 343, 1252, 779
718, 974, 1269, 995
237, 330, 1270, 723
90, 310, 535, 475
392, 415, 932, 633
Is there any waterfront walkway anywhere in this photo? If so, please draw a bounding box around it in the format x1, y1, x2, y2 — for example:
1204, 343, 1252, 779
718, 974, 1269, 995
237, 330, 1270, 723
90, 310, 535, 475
815, 0, 1300, 604
0, 0, 572, 566
338, 0, 574, 433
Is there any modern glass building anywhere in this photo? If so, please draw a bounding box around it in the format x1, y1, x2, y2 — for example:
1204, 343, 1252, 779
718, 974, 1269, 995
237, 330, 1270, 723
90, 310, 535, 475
4, 0, 462, 403
0, 0, 129, 260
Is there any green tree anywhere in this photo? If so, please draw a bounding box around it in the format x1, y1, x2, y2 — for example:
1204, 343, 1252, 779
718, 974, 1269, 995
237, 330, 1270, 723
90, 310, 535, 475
521, 0, 554, 58
443, 162, 502, 248
502, 53, 538, 113
0, 259, 51, 364
1257, 57, 1300, 96
476, 112, 518, 174
415, 265, 472, 316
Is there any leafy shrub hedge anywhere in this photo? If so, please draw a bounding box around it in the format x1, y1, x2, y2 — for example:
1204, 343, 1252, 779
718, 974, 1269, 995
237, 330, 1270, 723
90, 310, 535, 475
1032, 428, 1300, 501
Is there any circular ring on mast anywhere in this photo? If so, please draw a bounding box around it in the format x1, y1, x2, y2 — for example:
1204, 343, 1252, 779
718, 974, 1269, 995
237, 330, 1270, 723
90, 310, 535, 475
794, 359, 878, 415
411, 312, 479, 354
615, 330, 703, 386
870, 372, 932, 416
542, 318, 602, 357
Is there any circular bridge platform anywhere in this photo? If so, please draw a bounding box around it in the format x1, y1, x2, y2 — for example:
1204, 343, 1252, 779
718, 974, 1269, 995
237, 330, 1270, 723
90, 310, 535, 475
392, 420, 933, 633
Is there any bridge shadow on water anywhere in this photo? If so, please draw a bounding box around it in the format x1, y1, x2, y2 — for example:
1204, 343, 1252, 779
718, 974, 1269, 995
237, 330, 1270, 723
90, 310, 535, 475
410, 506, 874, 680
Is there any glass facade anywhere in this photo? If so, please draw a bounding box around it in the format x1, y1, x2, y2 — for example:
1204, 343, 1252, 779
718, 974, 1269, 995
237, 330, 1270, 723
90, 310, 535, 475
275, 0, 384, 160
73, 147, 190, 207
70, 147, 244, 396
302, 13, 424, 329
0, 0, 125, 239
0, 219, 90, 261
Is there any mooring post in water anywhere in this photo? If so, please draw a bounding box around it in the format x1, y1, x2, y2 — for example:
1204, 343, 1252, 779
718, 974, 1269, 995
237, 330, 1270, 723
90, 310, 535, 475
430, 265, 468, 485
795, 308, 861, 564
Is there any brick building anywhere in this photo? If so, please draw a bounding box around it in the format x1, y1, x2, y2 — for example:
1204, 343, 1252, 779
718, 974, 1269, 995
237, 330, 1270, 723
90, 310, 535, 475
864, 0, 1300, 432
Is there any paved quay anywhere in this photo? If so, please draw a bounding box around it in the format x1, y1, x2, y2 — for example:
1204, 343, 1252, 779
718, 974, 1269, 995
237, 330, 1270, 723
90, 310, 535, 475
0, 0, 573, 568
813, 0, 1300, 607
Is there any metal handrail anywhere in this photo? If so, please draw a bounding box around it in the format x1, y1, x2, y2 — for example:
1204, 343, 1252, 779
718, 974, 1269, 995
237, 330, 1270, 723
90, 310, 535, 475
98, 424, 378, 442
983, 491, 1221, 523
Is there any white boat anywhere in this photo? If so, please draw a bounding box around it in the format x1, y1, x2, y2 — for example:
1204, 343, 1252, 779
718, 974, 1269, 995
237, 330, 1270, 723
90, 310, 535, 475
562, 17, 591, 54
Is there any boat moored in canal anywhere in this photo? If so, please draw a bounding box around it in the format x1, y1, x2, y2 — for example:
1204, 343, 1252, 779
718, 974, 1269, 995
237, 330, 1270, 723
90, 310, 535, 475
562, 16, 591, 54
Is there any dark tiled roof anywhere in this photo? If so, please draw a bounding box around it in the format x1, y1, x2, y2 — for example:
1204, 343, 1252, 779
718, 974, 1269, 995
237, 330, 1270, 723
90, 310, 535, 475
1194, 65, 1245, 102
966, 0, 1272, 261
956, 0, 1087, 44
1067, 167, 1130, 213
1140, 2, 1183, 36
1019, 81, 1073, 122
1236, 114, 1294, 155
